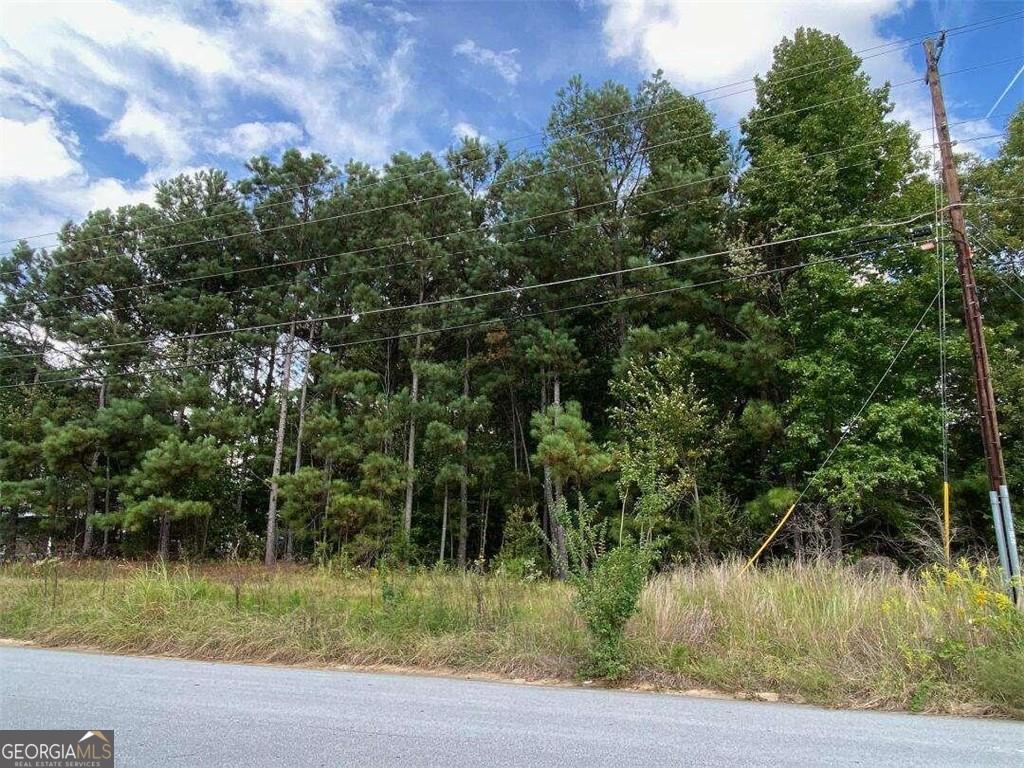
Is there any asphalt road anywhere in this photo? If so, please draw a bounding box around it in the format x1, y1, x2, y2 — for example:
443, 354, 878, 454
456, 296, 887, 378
2, 646, 1022, 767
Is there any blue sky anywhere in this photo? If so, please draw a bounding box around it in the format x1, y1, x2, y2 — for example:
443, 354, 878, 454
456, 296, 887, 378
1, 0, 1021, 246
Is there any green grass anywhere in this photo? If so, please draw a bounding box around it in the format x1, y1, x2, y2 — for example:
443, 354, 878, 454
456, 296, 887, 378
1, 558, 1021, 717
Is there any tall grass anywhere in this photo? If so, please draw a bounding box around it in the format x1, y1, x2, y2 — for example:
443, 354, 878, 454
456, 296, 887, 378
630, 561, 1023, 714
1, 559, 1020, 717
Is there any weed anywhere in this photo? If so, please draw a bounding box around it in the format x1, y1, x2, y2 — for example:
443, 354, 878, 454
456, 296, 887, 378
0, 559, 1021, 716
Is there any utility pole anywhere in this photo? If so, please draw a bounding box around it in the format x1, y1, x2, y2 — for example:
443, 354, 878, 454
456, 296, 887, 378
925, 36, 1021, 606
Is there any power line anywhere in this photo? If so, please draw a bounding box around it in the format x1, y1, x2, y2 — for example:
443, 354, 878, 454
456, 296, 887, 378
0, 139, 922, 312
742, 279, 945, 572
4, 191, 1015, 362
0, 78, 922, 268
0, 46, 883, 253
3, 193, 714, 323
1, 54, 1018, 271
3, 9, 1020, 251
0, 150, 916, 316
10, 192, 1022, 369
1, 211, 942, 363
1, 124, 1006, 315
970, 234, 1024, 303
967, 220, 1024, 283
2, 239, 921, 390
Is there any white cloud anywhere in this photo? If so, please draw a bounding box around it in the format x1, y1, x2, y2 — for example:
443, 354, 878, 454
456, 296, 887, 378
387, 9, 420, 24
0, 105, 153, 238
0, 0, 425, 241
0, 172, 154, 245
372, 4, 420, 24
103, 98, 191, 168
0, 0, 233, 118
451, 121, 484, 142
599, 1, 1001, 155
0, 115, 80, 183
453, 39, 521, 85
0, 1, 410, 161
209, 121, 304, 160
602, 0, 906, 93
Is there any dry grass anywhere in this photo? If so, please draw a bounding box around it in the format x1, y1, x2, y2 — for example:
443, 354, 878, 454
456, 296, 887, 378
630, 562, 1023, 715
1, 558, 1021, 717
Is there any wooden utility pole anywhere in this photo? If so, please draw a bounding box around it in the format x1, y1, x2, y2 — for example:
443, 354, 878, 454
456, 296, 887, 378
925, 36, 1021, 605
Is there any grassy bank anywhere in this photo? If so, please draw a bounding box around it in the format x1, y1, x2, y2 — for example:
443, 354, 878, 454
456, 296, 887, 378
1, 559, 1021, 717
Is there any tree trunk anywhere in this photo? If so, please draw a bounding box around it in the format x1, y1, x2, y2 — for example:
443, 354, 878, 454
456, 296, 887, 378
619, 491, 628, 544
613, 236, 626, 344
507, 379, 531, 482
510, 411, 519, 473
250, 354, 262, 408
102, 456, 111, 556
439, 485, 448, 565
552, 479, 567, 578
540, 373, 553, 538
457, 478, 469, 568
550, 373, 568, 578
384, 339, 393, 397
262, 341, 277, 405
33, 329, 49, 386
322, 455, 334, 545
293, 323, 315, 474
458, 341, 470, 568
265, 321, 297, 567
285, 324, 315, 563
3, 507, 17, 563
160, 337, 196, 562
829, 509, 843, 561
478, 490, 490, 561
158, 511, 171, 561
82, 380, 106, 556
693, 480, 703, 560
403, 333, 422, 537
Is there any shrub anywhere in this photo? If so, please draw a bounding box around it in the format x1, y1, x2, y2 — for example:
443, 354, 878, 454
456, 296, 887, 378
573, 541, 655, 678
494, 504, 545, 581
558, 497, 656, 678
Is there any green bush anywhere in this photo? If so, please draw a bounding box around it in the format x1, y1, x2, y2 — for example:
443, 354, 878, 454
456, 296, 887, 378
573, 542, 655, 678
555, 498, 657, 678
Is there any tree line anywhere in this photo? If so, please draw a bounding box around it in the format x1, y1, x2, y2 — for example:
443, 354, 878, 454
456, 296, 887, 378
2, 29, 1021, 571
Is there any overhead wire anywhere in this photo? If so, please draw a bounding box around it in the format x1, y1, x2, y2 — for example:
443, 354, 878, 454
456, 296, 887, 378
967, 220, 1024, 283
0, 209, 947, 362
6, 193, 1021, 368
0, 122, 1008, 317
4, 194, 1019, 372
1, 238, 925, 390
2, 7, 1021, 251
742, 277, 947, 573
0, 72, 934, 271
0, 53, 1019, 272
969, 232, 1024, 303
